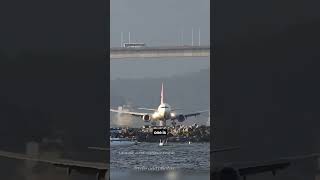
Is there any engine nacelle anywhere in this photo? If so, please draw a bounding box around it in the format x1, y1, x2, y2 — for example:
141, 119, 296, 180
143, 114, 151, 122
212, 167, 239, 180
177, 114, 186, 122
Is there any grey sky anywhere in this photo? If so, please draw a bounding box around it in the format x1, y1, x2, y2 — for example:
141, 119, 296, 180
111, 0, 210, 47
111, 0, 210, 79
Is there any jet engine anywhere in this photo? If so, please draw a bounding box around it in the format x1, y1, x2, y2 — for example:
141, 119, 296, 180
211, 167, 239, 180
143, 114, 151, 122
176, 114, 186, 122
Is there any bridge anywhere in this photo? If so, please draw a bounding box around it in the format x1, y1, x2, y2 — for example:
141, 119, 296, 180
110, 45, 210, 59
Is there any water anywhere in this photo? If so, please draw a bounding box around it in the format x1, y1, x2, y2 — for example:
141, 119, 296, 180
110, 57, 210, 80
111, 142, 210, 180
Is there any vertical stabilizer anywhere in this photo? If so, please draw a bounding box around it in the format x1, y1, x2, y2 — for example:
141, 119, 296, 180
161, 82, 164, 104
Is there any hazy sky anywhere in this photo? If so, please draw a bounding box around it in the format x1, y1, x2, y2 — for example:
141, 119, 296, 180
110, 0, 210, 79
111, 0, 210, 47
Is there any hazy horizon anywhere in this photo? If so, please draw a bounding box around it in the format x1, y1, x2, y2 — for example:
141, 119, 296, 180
111, 0, 210, 47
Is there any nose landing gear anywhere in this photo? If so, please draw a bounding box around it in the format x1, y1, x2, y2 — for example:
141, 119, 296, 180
159, 120, 166, 127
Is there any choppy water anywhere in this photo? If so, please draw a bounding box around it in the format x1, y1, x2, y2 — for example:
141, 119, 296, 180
110, 142, 210, 180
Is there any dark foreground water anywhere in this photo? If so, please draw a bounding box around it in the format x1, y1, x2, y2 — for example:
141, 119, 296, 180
110, 142, 209, 180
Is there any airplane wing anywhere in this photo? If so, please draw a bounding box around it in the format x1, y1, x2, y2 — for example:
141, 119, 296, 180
90, 146, 239, 153
216, 153, 320, 180
171, 108, 183, 111
182, 110, 209, 118
0, 150, 109, 180
110, 108, 146, 118
1, 148, 315, 180
137, 107, 157, 111
88, 147, 109, 151
211, 146, 240, 153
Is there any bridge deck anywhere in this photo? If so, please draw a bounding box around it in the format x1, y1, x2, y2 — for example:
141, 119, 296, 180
110, 45, 210, 59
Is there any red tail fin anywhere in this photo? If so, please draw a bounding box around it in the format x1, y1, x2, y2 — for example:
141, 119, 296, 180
160, 82, 164, 104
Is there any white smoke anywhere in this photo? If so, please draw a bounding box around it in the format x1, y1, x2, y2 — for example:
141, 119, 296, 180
110, 105, 144, 128
111, 113, 135, 127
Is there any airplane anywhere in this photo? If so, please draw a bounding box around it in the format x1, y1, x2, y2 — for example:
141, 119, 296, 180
0, 85, 317, 180
110, 82, 209, 127
0, 147, 318, 180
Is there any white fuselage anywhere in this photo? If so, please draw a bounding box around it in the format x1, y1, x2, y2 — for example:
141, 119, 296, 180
151, 103, 173, 121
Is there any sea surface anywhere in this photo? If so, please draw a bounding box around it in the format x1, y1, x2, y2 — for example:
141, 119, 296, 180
110, 142, 210, 180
